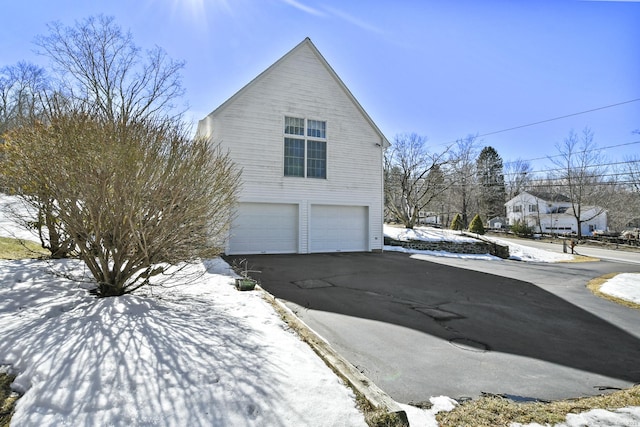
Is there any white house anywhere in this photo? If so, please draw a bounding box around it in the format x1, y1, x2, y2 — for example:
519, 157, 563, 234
197, 38, 389, 255
505, 191, 608, 236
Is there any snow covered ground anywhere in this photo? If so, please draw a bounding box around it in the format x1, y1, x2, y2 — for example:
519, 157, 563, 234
0, 194, 39, 242
384, 224, 574, 262
0, 258, 368, 426
485, 235, 575, 263
1, 203, 638, 426
600, 273, 640, 305
514, 406, 640, 427
383, 225, 479, 244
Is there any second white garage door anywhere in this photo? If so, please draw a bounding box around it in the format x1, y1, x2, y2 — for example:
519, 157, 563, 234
310, 205, 368, 253
228, 203, 298, 254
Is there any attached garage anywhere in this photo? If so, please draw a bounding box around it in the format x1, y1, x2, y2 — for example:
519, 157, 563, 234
228, 203, 299, 255
310, 205, 369, 253
227, 202, 370, 255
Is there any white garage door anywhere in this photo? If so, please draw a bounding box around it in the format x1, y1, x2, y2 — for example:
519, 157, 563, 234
228, 203, 298, 254
310, 205, 368, 253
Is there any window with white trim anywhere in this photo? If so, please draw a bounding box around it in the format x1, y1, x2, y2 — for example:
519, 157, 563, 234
284, 116, 326, 178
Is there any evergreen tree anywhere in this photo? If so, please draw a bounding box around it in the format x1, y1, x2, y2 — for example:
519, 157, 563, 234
450, 213, 464, 231
476, 146, 506, 220
468, 214, 485, 235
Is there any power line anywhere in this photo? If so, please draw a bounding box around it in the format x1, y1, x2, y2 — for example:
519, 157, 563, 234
508, 180, 640, 189
476, 98, 640, 139
503, 140, 640, 167
502, 156, 640, 178
428, 97, 640, 150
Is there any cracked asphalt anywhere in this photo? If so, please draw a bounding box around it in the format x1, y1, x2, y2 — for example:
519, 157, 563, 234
225, 251, 640, 403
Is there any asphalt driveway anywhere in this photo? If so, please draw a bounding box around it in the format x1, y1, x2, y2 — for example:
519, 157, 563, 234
225, 252, 640, 403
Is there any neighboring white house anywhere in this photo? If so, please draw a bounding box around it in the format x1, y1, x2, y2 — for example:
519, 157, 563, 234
488, 217, 507, 229
197, 38, 389, 255
505, 191, 608, 236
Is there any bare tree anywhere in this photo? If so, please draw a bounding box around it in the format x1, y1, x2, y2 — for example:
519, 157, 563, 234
550, 128, 609, 239
607, 155, 640, 231
608, 129, 640, 229
2, 16, 242, 296
3, 111, 240, 296
0, 62, 49, 133
34, 15, 185, 125
622, 155, 640, 194
2, 15, 189, 258
447, 134, 480, 227
0, 63, 76, 255
504, 158, 532, 200
384, 133, 450, 229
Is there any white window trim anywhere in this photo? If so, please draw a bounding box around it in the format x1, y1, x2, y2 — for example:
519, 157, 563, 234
283, 116, 327, 179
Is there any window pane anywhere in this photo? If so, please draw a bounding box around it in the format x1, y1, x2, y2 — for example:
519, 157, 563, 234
307, 140, 326, 179
284, 117, 304, 135
307, 120, 326, 138
284, 138, 305, 177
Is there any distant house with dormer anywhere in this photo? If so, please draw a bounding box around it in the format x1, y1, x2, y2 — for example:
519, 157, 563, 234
505, 191, 607, 236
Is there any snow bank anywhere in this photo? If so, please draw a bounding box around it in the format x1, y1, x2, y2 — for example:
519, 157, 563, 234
384, 244, 500, 261
484, 236, 575, 263
513, 406, 640, 427
384, 224, 478, 243
384, 224, 575, 263
600, 273, 640, 305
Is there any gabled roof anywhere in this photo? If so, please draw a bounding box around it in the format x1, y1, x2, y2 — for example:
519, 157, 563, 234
200, 37, 390, 148
526, 191, 571, 203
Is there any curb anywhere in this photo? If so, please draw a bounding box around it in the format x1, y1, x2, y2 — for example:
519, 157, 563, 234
263, 290, 409, 425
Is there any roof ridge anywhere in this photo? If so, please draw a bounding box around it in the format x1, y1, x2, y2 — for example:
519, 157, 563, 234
198, 38, 389, 147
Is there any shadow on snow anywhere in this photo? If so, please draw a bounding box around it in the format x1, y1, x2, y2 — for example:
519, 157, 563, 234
0, 259, 293, 427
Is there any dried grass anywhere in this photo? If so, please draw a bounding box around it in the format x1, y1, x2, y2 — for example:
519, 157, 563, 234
557, 254, 600, 263
0, 373, 18, 427
437, 386, 640, 427
0, 236, 48, 260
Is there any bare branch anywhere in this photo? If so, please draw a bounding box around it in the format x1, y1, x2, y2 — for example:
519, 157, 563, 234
384, 133, 451, 228
549, 127, 609, 238
34, 15, 185, 125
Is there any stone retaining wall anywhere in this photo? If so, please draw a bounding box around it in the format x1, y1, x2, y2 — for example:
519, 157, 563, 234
384, 235, 510, 259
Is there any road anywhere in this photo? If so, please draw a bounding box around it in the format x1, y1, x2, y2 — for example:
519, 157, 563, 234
496, 236, 640, 265
227, 247, 640, 404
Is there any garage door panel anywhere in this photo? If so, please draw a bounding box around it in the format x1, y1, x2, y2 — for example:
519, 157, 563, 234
228, 203, 298, 254
310, 205, 368, 253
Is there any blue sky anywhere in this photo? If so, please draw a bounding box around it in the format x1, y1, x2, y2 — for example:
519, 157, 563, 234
2, 0, 639, 172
